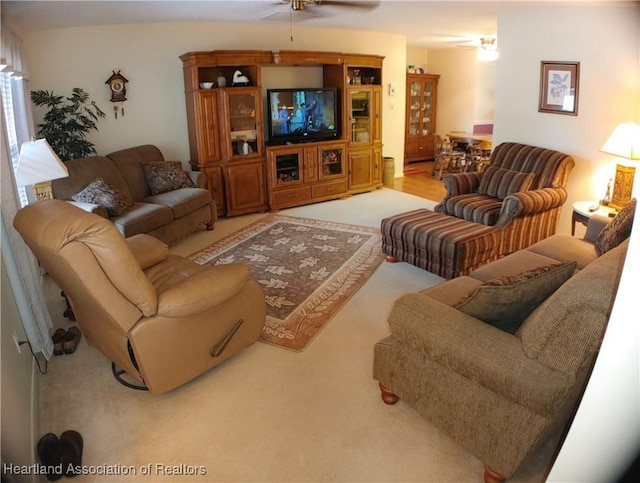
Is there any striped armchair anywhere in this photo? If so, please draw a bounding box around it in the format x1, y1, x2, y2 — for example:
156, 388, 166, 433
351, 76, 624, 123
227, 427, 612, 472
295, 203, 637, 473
434, 142, 575, 255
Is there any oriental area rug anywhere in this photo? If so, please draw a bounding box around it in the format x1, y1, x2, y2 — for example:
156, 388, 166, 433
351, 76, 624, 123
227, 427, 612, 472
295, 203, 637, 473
189, 214, 384, 351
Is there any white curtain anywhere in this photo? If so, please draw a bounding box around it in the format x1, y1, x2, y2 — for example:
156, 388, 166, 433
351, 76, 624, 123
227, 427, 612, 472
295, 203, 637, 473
1, 21, 54, 359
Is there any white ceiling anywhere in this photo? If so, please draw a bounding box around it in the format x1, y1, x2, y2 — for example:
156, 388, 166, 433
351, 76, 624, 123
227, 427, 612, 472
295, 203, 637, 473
5, 1, 616, 49
2, 0, 503, 48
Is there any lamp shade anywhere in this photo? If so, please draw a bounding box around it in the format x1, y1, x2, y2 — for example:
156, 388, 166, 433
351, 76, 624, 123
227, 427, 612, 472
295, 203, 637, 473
600, 122, 640, 160
15, 139, 68, 187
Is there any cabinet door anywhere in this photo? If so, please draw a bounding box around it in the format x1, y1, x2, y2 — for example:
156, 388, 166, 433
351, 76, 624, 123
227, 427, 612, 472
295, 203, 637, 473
203, 164, 225, 216
419, 137, 435, 160
372, 146, 383, 185
421, 79, 435, 137
224, 161, 267, 216
319, 144, 346, 181
348, 88, 373, 145
348, 148, 373, 191
270, 148, 304, 188
407, 80, 422, 138
406, 77, 436, 138
197, 91, 221, 163
221, 87, 263, 160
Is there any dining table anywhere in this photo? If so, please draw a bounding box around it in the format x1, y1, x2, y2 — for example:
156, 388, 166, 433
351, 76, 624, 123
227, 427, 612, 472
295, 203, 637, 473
447, 131, 493, 145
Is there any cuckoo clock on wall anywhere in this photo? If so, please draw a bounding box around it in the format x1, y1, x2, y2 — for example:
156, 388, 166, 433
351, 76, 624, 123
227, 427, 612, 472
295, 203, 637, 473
105, 69, 128, 118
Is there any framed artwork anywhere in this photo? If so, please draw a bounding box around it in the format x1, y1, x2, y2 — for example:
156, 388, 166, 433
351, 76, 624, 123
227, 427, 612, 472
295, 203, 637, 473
538, 61, 580, 116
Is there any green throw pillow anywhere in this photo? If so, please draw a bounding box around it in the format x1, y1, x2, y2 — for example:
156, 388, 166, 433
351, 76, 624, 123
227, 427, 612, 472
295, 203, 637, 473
454, 261, 577, 333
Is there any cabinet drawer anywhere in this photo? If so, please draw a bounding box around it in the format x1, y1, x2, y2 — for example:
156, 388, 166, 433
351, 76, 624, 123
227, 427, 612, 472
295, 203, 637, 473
273, 186, 312, 206
312, 180, 347, 198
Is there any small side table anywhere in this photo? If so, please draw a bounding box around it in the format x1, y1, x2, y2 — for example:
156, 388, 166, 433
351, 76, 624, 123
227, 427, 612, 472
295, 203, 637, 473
572, 201, 617, 235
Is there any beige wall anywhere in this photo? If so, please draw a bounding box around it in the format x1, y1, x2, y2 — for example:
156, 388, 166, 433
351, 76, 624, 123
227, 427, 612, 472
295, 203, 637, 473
1, 258, 37, 481
427, 48, 479, 136
22, 23, 407, 175
406, 46, 428, 73
474, 60, 496, 124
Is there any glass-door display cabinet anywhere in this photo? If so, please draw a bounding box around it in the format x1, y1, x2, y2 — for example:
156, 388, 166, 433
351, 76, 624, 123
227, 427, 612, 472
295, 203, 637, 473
347, 87, 381, 146
349, 89, 371, 144
404, 73, 439, 164
319, 145, 345, 179
274, 152, 303, 185
222, 87, 263, 159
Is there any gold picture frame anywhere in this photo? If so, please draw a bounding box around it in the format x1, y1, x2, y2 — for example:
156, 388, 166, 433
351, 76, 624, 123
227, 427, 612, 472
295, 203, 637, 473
610, 163, 636, 210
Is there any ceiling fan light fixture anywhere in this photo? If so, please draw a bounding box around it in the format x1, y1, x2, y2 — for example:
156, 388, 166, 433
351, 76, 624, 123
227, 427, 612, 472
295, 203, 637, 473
477, 37, 499, 62
291, 0, 306, 11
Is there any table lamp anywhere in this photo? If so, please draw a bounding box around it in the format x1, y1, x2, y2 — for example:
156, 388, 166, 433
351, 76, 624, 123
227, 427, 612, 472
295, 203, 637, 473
600, 122, 640, 210
15, 139, 68, 200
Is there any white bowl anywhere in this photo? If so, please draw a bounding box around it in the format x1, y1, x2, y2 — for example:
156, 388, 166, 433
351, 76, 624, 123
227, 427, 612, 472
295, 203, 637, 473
199, 82, 214, 89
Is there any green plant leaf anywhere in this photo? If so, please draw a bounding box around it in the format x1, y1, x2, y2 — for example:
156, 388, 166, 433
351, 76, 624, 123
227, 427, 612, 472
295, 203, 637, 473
30, 87, 105, 161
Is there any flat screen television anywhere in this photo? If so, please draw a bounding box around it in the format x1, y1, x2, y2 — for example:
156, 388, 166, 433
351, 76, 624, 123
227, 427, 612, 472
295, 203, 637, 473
266, 87, 339, 144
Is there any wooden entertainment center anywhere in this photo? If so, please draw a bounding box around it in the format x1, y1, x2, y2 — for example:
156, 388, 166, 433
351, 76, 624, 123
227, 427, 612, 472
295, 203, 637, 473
180, 50, 384, 216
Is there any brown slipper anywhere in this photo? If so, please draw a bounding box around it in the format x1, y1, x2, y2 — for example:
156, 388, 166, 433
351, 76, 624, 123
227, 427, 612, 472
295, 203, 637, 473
60, 430, 83, 477
63, 327, 81, 354
51, 329, 66, 356
37, 432, 62, 480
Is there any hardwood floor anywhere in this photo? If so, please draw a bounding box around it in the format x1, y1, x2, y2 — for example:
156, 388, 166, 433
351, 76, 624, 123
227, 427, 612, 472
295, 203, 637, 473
391, 161, 446, 202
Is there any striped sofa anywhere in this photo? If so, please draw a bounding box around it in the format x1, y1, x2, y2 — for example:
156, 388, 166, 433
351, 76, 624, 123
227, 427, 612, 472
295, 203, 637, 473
435, 142, 575, 255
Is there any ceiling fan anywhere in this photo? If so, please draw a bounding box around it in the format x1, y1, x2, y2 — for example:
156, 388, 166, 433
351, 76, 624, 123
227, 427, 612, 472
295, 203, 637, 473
278, 0, 380, 14
438, 36, 499, 61
435, 35, 484, 48
267, 1, 380, 42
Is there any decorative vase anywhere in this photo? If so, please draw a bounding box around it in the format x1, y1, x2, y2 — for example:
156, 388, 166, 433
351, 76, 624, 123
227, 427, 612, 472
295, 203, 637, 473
216, 75, 226, 88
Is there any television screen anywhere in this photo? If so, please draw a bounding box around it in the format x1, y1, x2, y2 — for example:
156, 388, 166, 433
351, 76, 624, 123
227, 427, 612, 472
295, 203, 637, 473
267, 88, 338, 144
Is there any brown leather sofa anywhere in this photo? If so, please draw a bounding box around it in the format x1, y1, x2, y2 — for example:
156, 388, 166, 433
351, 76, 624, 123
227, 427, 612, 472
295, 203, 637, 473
52, 144, 217, 246
374, 202, 634, 482
14, 200, 265, 394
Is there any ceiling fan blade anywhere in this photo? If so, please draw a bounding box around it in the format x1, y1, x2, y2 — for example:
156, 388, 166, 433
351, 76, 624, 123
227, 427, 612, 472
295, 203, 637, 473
273, 1, 380, 15
313, 1, 381, 10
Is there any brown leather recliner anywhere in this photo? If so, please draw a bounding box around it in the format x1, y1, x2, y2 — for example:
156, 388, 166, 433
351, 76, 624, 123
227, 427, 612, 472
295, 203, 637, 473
13, 199, 266, 394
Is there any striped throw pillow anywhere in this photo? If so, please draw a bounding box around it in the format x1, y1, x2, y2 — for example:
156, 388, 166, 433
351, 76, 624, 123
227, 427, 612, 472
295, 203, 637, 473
478, 166, 535, 199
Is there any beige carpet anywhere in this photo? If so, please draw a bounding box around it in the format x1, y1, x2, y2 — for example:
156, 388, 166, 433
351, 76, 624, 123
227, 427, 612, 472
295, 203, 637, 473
40, 189, 559, 482
190, 214, 384, 351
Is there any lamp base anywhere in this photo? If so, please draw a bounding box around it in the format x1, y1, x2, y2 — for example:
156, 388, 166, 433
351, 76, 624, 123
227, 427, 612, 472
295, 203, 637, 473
33, 181, 54, 200
610, 163, 635, 210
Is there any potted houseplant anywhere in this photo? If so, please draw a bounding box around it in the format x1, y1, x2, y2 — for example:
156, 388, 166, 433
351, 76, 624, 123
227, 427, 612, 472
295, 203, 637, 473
30, 87, 106, 161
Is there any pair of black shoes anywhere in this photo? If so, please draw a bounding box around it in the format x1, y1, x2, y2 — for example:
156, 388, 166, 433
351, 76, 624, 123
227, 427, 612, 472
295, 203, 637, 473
51, 327, 82, 356
37, 431, 83, 480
